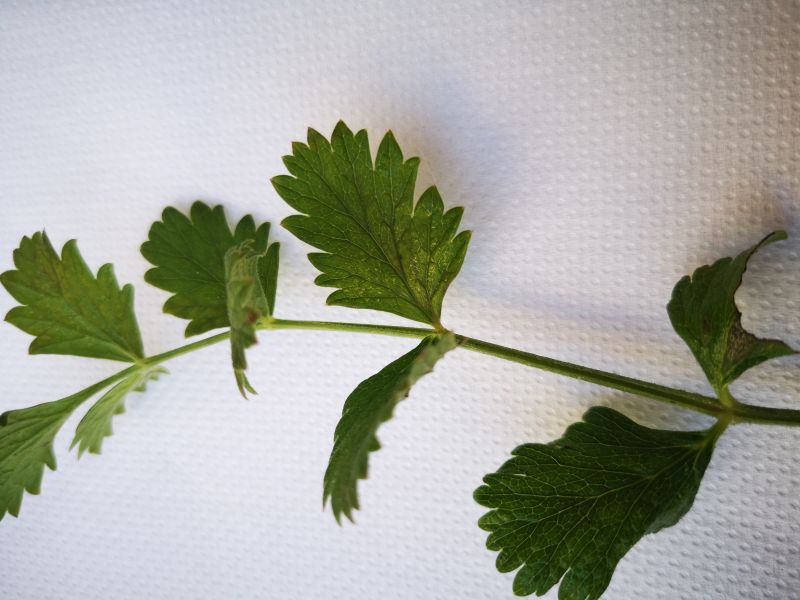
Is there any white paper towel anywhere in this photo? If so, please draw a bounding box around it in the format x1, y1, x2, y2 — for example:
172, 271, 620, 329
1, 1, 798, 598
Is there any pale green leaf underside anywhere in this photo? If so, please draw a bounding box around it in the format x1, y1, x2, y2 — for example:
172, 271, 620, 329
324, 332, 457, 522
474, 407, 716, 600
667, 231, 795, 394
1, 232, 143, 362
71, 368, 165, 457
0, 389, 94, 520
225, 241, 272, 396
141, 201, 279, 337
272, 121, 471, 327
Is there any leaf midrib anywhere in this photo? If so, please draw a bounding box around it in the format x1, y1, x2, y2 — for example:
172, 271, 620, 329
495, 442, 703, 589
305, 144, 435, 322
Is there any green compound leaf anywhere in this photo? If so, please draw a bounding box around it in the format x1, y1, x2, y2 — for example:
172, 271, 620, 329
71, 368, 166, 457
0, 388, 95, 520
272, 122, 471, 327
324, 332, 457, 523
667, 231, 795, 395
141, 201, 279, 337
225, 241, 276, 396
474, 407, 720, 599
1, 232, 144, 362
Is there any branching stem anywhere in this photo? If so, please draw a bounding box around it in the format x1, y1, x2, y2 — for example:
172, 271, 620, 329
125, 317, 800, 427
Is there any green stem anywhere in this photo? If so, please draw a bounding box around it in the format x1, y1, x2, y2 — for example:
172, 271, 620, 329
265, 318, 433, 340
105, 317, 800, 428
455, 336, 722, 416
144, 331, 231, 366
262, 318, 800, 426
728, 400, 800, 427
264, 319, 721, 415
69, 366, 142, 404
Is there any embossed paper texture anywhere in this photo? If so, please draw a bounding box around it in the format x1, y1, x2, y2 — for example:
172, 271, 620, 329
1, 1, 798, 599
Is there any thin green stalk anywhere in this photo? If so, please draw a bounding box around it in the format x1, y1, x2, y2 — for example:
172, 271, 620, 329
66, 366, 142, 406
263, 318, 800, 426
85, 317, 799, 428
455, 336, 723, 416
729, 400, 800, 427
144, 331, 231, 365
265, 318, 433, 340
262, 318, 722, 415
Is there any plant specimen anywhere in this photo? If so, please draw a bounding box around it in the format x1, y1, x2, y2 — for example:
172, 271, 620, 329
1, 123, 797, 599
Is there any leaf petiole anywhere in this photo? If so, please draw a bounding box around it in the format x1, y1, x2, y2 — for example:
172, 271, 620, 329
143, 331, 232, 366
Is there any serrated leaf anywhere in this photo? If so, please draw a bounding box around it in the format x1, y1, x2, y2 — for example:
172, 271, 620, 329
324, 332, 457, 523
0, 388, 96, 520
225, 241, 272, 396
141, 201, 279, 337
474, 407, 720, 600
1, 232, 143, 362
272, 122, 471, 327
667, 231, 795, 394
71, 368, 166, 457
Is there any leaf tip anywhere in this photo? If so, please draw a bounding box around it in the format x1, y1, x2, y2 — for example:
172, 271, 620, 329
332, 120, 353, 138
333, 505, 356, 526
189, 199, 212, 214
234, 369, 257, 398
767, 229, 788, 242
